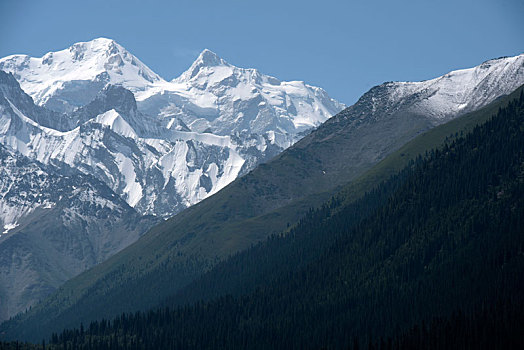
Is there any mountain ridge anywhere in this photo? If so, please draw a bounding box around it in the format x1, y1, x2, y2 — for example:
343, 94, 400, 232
2, 80, 521, 341
0, 38, 345, 146
0, 46, 522, 334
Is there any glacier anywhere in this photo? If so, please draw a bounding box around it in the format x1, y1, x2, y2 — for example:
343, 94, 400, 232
0, 38, 345, 224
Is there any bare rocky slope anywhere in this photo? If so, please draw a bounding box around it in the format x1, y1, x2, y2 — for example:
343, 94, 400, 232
0, 143, 156, 321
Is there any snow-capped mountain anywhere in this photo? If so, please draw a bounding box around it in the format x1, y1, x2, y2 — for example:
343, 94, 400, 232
0, 71, 247, 219
0, 38, 343, 320
0, 38, 345, 148
0, 38, 163, 114
0, 39, 345, 222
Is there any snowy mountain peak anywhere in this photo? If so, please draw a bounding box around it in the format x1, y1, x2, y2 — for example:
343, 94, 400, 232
176, 49, 229, 81
67, 37, 118, 60
0, 39, 346, 216
62, 38, 161, 85
0, 38, 164, 112
197, 49, 227, 67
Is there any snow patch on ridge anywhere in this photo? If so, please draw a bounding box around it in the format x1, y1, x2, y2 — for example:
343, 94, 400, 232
113, 152, 142, 207
207, 148, 245, 197
374, 54, 524, 121
95, 109, 137, 138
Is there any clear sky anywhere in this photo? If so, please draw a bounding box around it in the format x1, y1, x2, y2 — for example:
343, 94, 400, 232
1, 0, 522, 105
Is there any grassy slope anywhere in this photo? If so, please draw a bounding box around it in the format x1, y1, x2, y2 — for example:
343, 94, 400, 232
165, 85, 524, 307
2, 85, 523, 342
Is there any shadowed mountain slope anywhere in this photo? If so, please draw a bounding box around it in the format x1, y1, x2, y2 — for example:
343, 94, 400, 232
45, 84, 524, 350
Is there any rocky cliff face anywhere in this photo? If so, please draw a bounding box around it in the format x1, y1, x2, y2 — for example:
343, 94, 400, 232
0, 143, 156, 321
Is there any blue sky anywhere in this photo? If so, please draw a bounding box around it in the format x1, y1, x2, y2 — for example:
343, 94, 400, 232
1, 0, 522, 105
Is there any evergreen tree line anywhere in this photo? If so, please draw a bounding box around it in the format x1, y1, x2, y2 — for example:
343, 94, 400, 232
3, 298, 522, 350
12, 90, 524, 349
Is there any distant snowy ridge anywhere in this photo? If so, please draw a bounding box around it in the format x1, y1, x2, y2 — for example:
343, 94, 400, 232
0, 38, 345, 148
0, 39, 345, 219
0, 39, 345, 220
1, 39, 522, 224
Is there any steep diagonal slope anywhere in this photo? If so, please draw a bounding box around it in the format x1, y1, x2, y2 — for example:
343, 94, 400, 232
46, 86, 524, 350
166, 89, 524, 312
3, 70, 522, 341
154, 90, 524, 347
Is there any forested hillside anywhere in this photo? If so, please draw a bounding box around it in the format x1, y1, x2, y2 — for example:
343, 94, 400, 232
39, 86, 524, 349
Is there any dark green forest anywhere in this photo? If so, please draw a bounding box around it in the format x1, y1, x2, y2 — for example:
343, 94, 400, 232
10, 87, 522, 349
